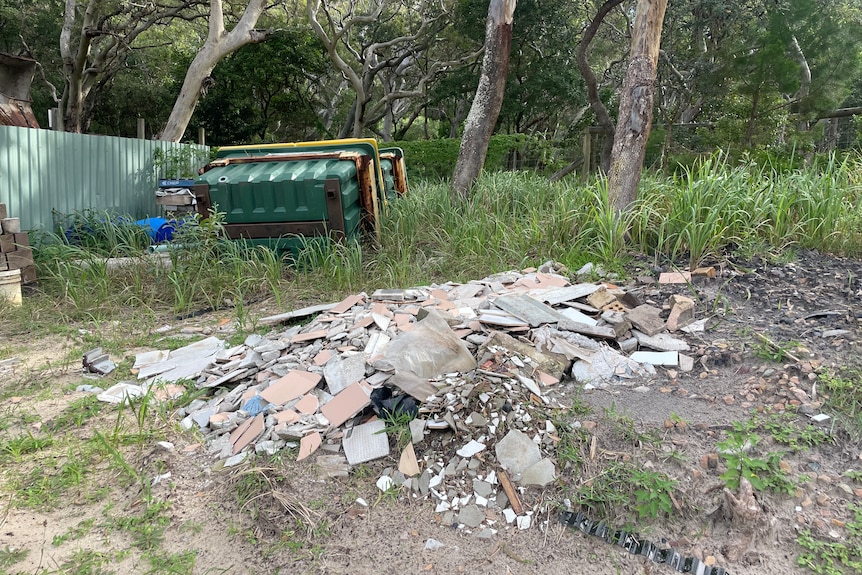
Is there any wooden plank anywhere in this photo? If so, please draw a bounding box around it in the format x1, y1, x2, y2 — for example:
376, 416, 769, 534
498, 470, 523, 515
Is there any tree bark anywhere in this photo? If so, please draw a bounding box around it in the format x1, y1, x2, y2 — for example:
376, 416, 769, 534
450, 0, 516, 199
158, 0, 271, 142
575, 0, 624, 174
607, 0, 668, 212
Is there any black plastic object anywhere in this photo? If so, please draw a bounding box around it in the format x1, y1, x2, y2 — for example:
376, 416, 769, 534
560, 511, 729, 575
370, 386, 419, 421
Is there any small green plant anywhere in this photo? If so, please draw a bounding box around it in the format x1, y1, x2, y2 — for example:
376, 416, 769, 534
797, 503, 862, 574
752, 336, 800, 362
0, 432, 53, 463
571, 461, 677, 521
50, 395, 105, 429
0, 545, 29, 569
819, 370, 862, 437
717, 428, 796, 493
53, 518, 96, 546
108, 499, 171, 551
144, 550, 196, 574
763, 413, 831, 451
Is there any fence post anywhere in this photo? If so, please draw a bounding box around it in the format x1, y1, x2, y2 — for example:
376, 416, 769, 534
137, 118, 146, 139
198, 128, 206, 146
581, 130, 591, 181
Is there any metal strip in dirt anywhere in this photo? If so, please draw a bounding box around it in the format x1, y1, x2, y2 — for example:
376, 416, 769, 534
561, 511, 729, 575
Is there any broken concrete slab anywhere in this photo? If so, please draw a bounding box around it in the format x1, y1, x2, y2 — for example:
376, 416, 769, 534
586, 286, 616, 309
491, 294, 565, 327
478, 331, 567, 380
342, 419, 389, 465
495, 429, 541, 475
625, 304, 666, 336
259, 302, 337, 326
557, 319, 617, 340
520, 458, 556, 487
632, 330, 690, 352
323, 352, 367, 395
540, 283, 601, 306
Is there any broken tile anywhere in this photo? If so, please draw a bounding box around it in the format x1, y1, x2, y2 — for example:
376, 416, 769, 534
399, 443, 421, 476
456, 440, 486, 458
260, 370, 321, 405
691, 266, 716, 278
330, 293, 365, 314
297, 431, 322, 461
630, 350, 679, 366
96, 382, 145, 404
659, 271, 691, 284
294, 394, 319, 415
313, 349, 333, 366
458, 504, 485, 528
342, 419, 389, 465
289, 329, 328, 344
230, 413, 264, 454
679, 353, 694, 372
320, 381, 372, 428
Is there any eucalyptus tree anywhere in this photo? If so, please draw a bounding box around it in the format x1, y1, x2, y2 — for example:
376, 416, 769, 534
307, 0, 480, 139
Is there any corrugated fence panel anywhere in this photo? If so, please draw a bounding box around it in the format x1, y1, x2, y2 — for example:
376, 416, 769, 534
0, 126, 208, 231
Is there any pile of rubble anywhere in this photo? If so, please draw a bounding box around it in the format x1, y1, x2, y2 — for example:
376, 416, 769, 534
93, 263, 709, 533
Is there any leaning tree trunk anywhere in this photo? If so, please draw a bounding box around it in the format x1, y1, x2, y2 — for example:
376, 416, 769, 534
576, 0, 624, 174
450, 0, 516, 199
158, 0, 270, 142
607, 0, 668, 212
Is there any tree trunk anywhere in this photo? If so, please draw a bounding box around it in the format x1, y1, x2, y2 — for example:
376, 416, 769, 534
575, 0, 624, 174
450, 0, 516, 199
607, 0, 668, 212
158, 0, 270, 142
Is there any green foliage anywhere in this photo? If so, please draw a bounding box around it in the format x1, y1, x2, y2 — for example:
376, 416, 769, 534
108, 500, 172, 551
0, 545, 29, 570
717, 427, 797, 493
153, 147, 210, 179
572, 462, 677, 521
797, 504, 862, 575
818, 370, 862, 437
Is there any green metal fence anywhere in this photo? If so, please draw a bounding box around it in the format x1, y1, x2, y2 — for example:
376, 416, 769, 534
0, 126, 209, 232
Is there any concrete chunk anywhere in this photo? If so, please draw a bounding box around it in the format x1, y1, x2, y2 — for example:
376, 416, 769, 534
495, 429, 541, 475
625, 304, 666, 336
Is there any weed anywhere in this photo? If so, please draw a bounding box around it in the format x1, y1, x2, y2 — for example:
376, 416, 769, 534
763, 413, 831, 451
753, 336, 800, 362
571, 461, 677, 522
0, 432, 53, 463
52, 518, 96, 546
717, 428, 797, 493
50, 395, 105, 429
108, 499, 171, 551
797, 503, 862, 574
819, 370, 862, 438
56, 548, 116, 575
0, 545, 29, 569
144, 550, 196, 574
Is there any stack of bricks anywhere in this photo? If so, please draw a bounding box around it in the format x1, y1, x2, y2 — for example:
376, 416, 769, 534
0, 203, 36, 284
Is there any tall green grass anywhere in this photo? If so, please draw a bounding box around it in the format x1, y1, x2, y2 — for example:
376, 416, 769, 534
9, 151, 861, 331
